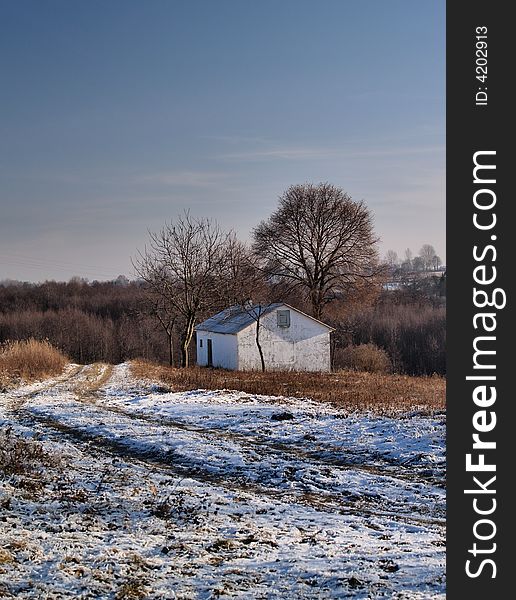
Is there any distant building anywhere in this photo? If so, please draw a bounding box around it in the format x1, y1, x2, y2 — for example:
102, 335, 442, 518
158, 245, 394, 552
195, 303, 334, 372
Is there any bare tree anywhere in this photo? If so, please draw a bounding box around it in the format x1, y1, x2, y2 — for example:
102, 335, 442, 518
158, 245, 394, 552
419, 244, 437, 271
134, 213, 233, 367
385, 250, 399, 269
253, 183, 381, 320
401, 248, 413, 272
412, 256, 424, 271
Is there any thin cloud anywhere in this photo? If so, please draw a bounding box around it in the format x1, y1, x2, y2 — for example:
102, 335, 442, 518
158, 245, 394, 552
218, 144, 444, 162
132, 170, 232, 188
3, 169, 234, 190
219, 147, 335, 161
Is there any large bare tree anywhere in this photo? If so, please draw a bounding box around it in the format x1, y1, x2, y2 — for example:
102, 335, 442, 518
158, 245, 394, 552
253, 183, 380, 320
134, 213, 233, 367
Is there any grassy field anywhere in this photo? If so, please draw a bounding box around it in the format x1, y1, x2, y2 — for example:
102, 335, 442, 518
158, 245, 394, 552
131, 360, 445, 416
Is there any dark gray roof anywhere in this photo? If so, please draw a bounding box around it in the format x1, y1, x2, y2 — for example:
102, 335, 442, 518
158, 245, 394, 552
195, 304, 283, 334
195, 303, 334, 334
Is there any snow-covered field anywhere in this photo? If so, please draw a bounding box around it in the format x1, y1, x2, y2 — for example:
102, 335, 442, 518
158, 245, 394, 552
0, 363, 445, 599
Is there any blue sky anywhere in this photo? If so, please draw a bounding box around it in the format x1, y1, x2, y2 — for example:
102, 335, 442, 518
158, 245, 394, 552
0, 0, 445, 281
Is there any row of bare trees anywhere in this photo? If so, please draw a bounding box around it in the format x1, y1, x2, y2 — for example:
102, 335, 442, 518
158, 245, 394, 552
0, 285, 169, 365
333, 293, 446, 375
0, 279, 445, 374
385, 244, 443, 273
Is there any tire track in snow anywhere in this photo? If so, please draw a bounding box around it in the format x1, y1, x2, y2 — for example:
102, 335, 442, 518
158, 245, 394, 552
10, 405, 445, 530
5, 364, 87, 409
88, 398, 444, 487
3, 365, 445, 529
93, 365, 444, 487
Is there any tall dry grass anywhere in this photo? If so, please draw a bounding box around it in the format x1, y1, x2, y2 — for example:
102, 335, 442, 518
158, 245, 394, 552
131, 360, 445, 415
0, 339, 68, 389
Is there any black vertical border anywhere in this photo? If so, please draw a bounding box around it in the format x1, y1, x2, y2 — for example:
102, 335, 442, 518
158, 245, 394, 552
447, 2, 513, 597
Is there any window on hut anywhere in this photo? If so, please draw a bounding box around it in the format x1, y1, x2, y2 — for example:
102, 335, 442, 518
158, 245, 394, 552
277, 309, 291, 328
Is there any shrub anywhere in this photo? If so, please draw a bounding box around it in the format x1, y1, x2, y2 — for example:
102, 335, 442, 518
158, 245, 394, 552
335, 343, 392, 374
0, 429, 62, 476
0, 338, 68, 385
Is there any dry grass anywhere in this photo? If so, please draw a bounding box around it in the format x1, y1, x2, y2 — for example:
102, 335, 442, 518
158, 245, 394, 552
0, 429, 62, 476
131, 360, 445, 415
0, 339, 68, 390
115, 579, 149, 600
74, 363, 113, 398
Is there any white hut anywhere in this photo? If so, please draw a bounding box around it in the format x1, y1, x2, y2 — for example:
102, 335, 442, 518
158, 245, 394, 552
195, 303, 333, 372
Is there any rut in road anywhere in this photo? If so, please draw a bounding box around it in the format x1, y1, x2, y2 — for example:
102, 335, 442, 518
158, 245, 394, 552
10, 404, 445, 531
4, 363, 444, 530
86, 398, 443, 486
72, 364, 444, 488
6, 364, 86, 408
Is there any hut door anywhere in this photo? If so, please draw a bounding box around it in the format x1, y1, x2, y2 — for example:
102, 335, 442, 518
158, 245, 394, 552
207, 339, 213, 367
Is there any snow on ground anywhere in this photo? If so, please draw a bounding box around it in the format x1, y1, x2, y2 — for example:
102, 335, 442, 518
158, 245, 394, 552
0, 363, 445, 599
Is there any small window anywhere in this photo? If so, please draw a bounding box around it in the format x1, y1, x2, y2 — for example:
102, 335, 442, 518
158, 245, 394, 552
277, 309, 291, 328
199, 339, 203, 348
